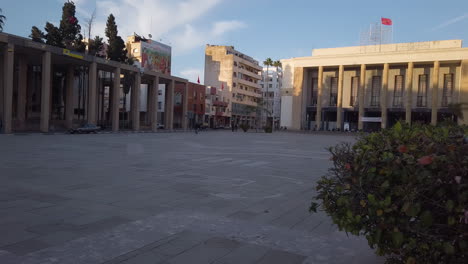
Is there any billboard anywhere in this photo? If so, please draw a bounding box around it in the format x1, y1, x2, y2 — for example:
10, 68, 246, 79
140, 40, 172, 75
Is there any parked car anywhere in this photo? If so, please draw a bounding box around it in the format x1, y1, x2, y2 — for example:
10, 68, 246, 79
69, 124, 101, 134
157, 123, 164, 129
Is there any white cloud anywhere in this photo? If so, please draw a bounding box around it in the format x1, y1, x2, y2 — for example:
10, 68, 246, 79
171, 20, 246, 53
80, 0, 245, 54
212, 20, 246, 36
179, 68, 203, 83
431, 13, 468, 31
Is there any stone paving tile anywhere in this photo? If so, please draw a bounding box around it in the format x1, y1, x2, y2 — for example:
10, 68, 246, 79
211, 243, 270, 264
255, 249, 307, 264
74, 216, 131, 235
0, 238, 50, 256
36, 231, 81, 246
26, 221, 77, 235
0, 223, 38, 247
163, 237, 241, 264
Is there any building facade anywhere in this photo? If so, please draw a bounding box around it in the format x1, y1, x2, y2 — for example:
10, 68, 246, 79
174, 82, 206, 129
281, 40, 468, 131
0, 32, 189, 134
204, 45, 263, 128
204, 86, 229, 128
259, 67, 282, 128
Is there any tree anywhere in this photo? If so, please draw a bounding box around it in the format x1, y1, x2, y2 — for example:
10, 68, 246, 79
88, 35, 104, 57
44, 22, 64, 47
263, 58, 274, 127
84, 8, 97, 54
105, 14, 128, 62
0, 8, 5, 32
30, 26, 45, 43
59, 0, 83, 51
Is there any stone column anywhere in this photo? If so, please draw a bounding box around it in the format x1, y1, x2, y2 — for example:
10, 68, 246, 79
165, 80, 174, 130
2, 44, 14, 133
381, 63, 389, 129
182, 82, 189, 130
40, 51, 51, 133
358, 64, 366, 130
65, 65, 74, 129
431, 61, 440, 126
131, 73, 141, 131
150, 76, 159, 132
17, 56, 28, 130
405, 62, 414, 124
315, 66, 324, 130
459, 60, 468, 126
337, 65, 344, 131
112, 68, 121, 132
87, 62, 98, 125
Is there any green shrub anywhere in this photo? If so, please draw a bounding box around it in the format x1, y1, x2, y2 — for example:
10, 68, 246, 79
310, 122, 468, 264
240, 123, 249, 132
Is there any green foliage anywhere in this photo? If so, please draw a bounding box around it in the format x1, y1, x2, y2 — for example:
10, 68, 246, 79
240, 123, 249, 132
312, 122, 468, 263
30, 26, 45, 43
0, 8, 6, 32
88, 35, 104, 57
105, 14, 128, 62
59, 1, 83, 50
44, 22, 64, 48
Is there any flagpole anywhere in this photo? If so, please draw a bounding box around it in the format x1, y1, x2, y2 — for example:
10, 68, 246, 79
380, 18, 382, 52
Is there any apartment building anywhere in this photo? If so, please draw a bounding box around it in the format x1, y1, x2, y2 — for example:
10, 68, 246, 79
204, 45, 263, 128
281, 40, 468, 131
259, 67, 282, 128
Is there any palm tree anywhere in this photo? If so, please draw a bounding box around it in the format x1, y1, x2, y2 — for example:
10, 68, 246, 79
272, 60, 282, 128
263, 58, 273, 127
0, 9, 6, 32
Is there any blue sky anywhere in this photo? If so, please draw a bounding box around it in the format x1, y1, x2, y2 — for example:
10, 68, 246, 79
2, 0, 468, 83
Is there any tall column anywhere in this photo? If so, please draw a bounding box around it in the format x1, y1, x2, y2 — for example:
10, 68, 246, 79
431, 61, 440, 126
150, 76, 159, 132
112, 68, 121, 132
40, 51, 51, 133
358, 64, 366, 130
65, 65, 74, 129
131, 73, 141, 131
2, 44, 14, 133
381, 63, 389, 129
315, 66, 324, 130
337, 65, 344, 131
17, 56, 28, 130
165, 80, 174, 130
182, 82, 189, 130
87, 62, 97, 125
405, 62, 414, 124
459, 60, 468, 126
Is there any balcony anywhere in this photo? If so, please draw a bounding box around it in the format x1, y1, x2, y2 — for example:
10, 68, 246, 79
213, 100, 229, 107
238, 67, 261, 80
234, 88, 261, 98
236, 77, 261, 89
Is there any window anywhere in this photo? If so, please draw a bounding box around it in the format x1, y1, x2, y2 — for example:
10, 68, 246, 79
311, 77, 318, 106
371, 76, 381, 107
193, 104, 197, 112
417, 74, 428, 107
233, 72, 237, 78
234, 62, 237, 67
350, 76, 359, 106
269, 84, 273, 88
393, 75, 404, 107
158, 102, 162, 110
233, 83, 237, 87
442, 73, 454, 107
158, 90, 162, 96
330, 77, 338, 106
200, 104, 203, 112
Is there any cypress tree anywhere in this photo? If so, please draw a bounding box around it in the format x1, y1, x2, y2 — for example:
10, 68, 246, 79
30, 26, 45, 43
45, 22, 64, 48
59, 0, 83, 51
105, 14, 127, 62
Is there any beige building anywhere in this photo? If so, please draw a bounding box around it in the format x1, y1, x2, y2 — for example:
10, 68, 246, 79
281, 40, 468, 131
204, 45, 263, 127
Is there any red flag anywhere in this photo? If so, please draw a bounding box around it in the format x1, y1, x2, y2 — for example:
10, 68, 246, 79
221, 83, 224, 90
381, 18, 392, 26
197, 76, 200, 84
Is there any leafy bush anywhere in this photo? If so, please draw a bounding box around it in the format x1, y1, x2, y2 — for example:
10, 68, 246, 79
240, 123, 249, 132
310, 122, 468, 264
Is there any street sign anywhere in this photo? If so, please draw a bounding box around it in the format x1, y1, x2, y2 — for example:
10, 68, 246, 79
361, 117, 382, 122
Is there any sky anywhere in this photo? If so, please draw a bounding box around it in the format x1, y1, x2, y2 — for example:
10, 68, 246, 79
1, 0, 468, 83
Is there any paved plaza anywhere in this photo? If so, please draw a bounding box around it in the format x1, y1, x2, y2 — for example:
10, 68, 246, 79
0, 131, 382, 264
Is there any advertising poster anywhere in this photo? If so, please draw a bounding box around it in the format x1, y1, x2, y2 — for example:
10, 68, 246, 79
141, 40, 172, 75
